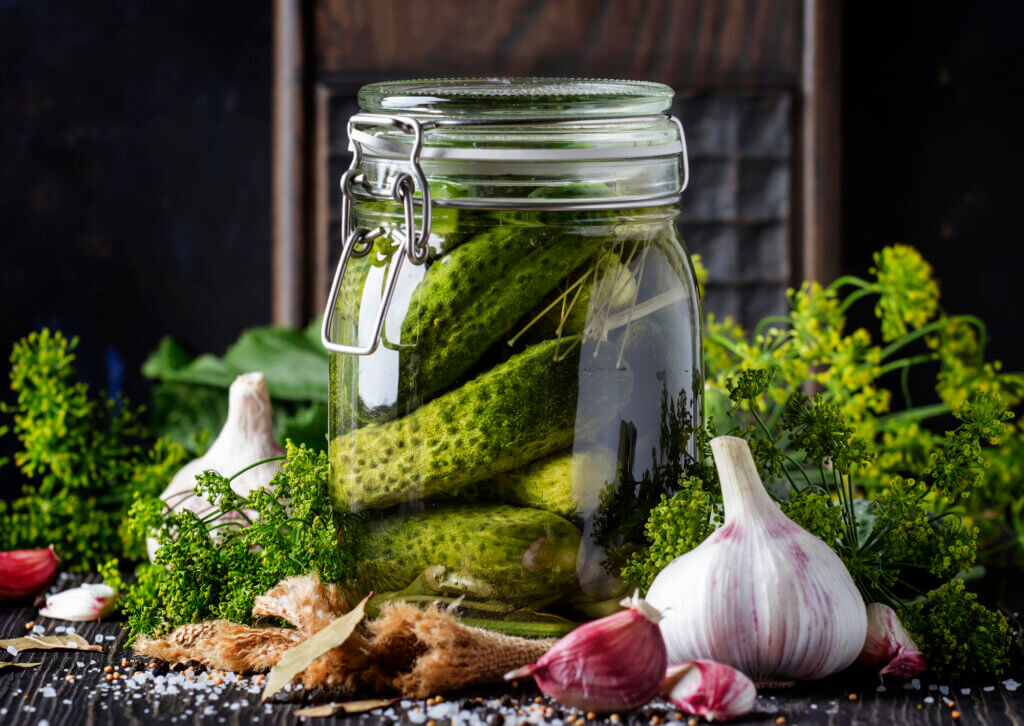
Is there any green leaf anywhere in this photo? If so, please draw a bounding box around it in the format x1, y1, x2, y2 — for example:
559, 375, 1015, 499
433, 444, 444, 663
150, 382, 226, 454
141, 337, 194, 378
142, 325, 328, 402
261, 594, 369, 702
280, 403, 329, 452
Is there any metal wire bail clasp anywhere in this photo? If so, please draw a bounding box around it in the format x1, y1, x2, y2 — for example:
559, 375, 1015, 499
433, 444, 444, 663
321, 114, 433, 355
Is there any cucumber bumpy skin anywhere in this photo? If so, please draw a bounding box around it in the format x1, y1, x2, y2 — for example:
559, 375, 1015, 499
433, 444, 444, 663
398, 225, 602, 408
488, 447, 618, 518
329, 337, 588, 512
355, 503, 582, 605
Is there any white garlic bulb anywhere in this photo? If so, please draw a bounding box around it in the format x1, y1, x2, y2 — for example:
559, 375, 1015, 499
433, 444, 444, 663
646, 436, 867, 683
148, 372, 285, 561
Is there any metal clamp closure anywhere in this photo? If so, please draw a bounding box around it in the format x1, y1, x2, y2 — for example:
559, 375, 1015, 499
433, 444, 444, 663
321, 115, 432, 355
322, 112, 688, 356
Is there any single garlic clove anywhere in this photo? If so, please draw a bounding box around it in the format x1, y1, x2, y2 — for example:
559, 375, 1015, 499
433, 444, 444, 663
855, 603, 927, 679
39, 583, 118, 622
505, 591, 667, 713
0, 546, 59, 601
661, 661, 757, 723
647, 436, 867, 683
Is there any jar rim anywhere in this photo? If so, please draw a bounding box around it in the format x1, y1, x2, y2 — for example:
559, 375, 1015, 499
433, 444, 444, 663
358, 78, 674, 119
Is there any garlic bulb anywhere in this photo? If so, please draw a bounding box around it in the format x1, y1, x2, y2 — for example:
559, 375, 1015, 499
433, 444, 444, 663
149, 372, 285, 561
661, 661, 757, 722
505, 592, 667, 713
646, 436, 867, 683
855, 602, 927, 679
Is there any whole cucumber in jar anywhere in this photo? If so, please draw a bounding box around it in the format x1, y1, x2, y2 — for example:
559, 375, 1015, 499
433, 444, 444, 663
354, 503, 581, 606
329, 335, 632, 512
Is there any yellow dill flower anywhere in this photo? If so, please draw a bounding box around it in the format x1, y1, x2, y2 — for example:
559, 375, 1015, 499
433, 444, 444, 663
870, 244, 940, 341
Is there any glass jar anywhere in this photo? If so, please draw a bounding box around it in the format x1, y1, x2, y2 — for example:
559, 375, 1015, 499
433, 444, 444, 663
321, 78, 701, 635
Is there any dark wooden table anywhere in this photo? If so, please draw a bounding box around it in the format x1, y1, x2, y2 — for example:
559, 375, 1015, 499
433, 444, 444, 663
1, 576, 1021, 725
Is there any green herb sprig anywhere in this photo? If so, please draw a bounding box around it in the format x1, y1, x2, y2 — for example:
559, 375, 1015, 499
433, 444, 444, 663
624, 244, 1019, 678
0, 330, 187, 571
119, 441, 362, 642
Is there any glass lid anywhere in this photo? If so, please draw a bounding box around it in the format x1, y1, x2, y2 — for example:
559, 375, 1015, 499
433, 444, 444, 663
358, 78, 674, 119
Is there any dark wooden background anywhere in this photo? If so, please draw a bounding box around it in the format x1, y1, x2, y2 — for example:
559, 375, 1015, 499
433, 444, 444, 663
2, 1, 1022, 406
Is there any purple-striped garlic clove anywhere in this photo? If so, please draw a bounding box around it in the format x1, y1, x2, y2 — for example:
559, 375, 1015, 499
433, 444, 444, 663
0, 546, 59, 601
504, 592, 667, 713
39, 583, 117, 622
855, 602, 927, 679
662, 661, 757, 722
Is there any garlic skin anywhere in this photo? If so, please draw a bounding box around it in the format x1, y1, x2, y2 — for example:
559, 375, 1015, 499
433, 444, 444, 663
0, 546, 59, 601
646, 436, 867, 683
505, 592, 667, 713
661, 661, 757, 723
149, 372, 285, 561
39, 583, 117, 622
855, 602, 927, 679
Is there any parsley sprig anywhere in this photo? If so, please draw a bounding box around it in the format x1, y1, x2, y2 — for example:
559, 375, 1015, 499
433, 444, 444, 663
119, 442, 363, 641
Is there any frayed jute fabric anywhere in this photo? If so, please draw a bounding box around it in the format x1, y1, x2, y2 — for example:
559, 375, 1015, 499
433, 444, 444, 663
133, 574, 553, 697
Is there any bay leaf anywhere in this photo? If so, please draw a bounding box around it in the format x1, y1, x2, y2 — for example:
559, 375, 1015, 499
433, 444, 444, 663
0, 634, 102, 652
261, 594, 370, 702
0, 662, 41, 673
295, 699, 397, 718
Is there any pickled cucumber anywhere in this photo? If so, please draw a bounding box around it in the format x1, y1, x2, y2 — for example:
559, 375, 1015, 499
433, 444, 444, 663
398, 225, 603, 407
355, 504, 582, 605
489, 447, 618, 518
329, 337, 591, 511
330, 334, 634, 512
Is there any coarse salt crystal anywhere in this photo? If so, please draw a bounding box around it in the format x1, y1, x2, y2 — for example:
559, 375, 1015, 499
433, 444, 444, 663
41, 686, 56, 698
54, 626, 66, 634
66, 626, 75, 634
939, 685, 949, 695
94, 635, 103, 643
877, 685, 887, 693
983, 686, 996, 692
923, 697, 934, 704
1004, 679, 1021, 692
961, 688, 970, 695
5, 646, 17, 656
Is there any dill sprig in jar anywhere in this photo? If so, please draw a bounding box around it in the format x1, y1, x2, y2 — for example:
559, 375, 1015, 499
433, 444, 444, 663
321, 78, 702, 634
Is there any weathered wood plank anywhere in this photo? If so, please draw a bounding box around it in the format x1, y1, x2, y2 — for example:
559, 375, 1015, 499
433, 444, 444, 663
314, 0, 803, 87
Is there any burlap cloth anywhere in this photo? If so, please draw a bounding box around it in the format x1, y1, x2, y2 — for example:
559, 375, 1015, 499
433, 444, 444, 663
133, 574, 553, 697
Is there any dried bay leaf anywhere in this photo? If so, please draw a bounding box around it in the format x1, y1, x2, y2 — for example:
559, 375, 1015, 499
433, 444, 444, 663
261, 594, 370, 702
0, 662, 41, 673
294, 699, 397, 718
0, 634, 102, 652
293, 705, 338, 717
